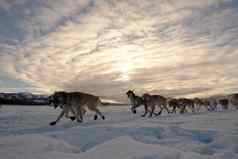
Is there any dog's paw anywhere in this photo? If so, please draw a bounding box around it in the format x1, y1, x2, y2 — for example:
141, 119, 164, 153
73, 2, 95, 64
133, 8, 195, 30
77, 119, 83, 123
70, 117, 76, 121
49, 121, 57, 126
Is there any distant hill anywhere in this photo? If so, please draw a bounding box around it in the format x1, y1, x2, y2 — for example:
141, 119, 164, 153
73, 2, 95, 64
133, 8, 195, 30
0, 92, 49, 105
102, 102, 128, 106
0, 92, 128, 106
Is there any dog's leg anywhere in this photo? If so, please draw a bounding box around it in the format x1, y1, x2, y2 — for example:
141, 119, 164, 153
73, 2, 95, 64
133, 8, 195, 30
64, 106, 76, 121
50, 109, 65, 126
69, 105, 82, 123
157, 106, 163, 115
78, 107, 84, 122
164, 104, 171, 114
141, 105, 148, 117
192, 105, 196, 113
149, 105, 155, 117
180, 105, 186, 114
172, 105, 176, 113
90, 107, 105, 120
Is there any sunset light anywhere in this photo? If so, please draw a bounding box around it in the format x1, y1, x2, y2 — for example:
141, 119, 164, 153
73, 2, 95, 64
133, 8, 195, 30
0, 0, 237, 102
0, 1, 238, 158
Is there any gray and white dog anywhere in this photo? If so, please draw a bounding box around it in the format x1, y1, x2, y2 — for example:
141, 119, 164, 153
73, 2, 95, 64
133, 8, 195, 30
142, 93, 170, 117
49, 91, 105, 126
126, 90, 145, 115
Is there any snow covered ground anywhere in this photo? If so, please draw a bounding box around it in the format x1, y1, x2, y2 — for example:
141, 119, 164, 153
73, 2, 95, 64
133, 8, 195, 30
0, 105, 238, 159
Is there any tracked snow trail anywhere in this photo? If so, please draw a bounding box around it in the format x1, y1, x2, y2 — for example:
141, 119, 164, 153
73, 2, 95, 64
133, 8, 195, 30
0, 105, 238, 159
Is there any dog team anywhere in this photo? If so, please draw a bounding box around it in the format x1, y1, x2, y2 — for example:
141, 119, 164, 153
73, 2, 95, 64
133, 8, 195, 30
48, 90, 238, 125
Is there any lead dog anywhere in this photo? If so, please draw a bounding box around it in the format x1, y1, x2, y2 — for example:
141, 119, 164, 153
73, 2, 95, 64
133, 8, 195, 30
49, 91, 105, 126
48, 92, 86, 122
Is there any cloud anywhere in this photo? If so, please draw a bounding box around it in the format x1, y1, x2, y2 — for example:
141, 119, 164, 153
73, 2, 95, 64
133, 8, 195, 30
0, 0, 93, 43
0, 0, 238, 101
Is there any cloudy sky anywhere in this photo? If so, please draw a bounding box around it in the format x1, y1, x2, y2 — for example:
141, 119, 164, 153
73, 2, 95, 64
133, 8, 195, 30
0, 0, 238, 102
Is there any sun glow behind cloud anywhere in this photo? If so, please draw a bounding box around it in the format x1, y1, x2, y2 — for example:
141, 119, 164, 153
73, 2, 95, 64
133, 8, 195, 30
0, 0, 238, 101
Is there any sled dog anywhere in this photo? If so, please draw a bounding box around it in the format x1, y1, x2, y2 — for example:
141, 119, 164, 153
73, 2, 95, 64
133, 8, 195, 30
49, 91, 105, 126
